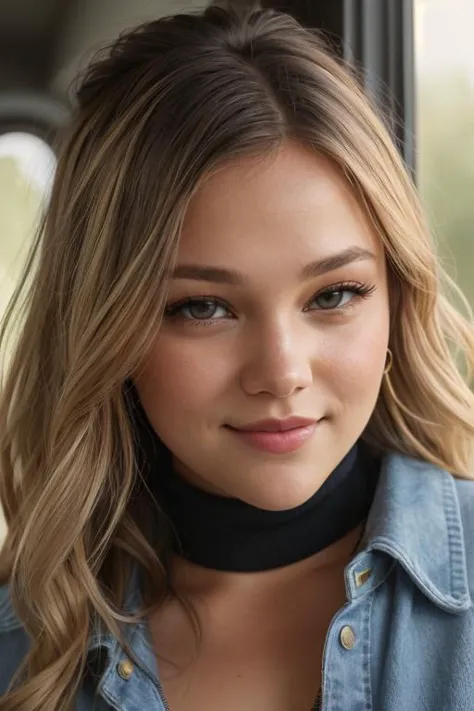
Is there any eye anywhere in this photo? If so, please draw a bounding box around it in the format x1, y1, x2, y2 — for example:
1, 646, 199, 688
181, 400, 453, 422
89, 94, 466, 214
313, 289, 355, 310
165, 298, 231, 321
308, 282, 376, 311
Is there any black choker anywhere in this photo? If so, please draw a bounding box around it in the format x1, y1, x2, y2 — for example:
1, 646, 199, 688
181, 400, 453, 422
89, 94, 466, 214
127, 385, 380, 572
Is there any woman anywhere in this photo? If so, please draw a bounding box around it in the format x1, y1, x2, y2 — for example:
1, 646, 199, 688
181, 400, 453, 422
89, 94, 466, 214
1, 2, 473, 710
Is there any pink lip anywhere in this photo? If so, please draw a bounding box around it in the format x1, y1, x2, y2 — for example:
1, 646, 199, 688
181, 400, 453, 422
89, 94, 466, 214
226, 422, 318, 454
232, 417, 318, 432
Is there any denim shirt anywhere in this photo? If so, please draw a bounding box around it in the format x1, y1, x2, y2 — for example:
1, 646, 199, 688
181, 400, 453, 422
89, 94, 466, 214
1, 451, 474, 710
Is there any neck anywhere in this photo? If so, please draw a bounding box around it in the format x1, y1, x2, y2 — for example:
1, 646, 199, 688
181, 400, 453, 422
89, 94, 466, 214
152, 441, 377, 573
167, 520, 366, 600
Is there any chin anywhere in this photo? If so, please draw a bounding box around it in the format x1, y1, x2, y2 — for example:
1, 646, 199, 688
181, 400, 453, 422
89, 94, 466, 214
240, 481, 319, 512
222, 456, 327, 511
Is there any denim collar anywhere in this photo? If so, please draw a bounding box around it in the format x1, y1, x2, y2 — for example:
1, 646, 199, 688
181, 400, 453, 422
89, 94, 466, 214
345, 452, 472, 613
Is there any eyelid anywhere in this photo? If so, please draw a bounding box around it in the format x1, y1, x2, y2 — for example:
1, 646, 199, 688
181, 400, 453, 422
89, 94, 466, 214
164, 295, 235, 321
165, 295, 233, 311
313, 280, 375, 300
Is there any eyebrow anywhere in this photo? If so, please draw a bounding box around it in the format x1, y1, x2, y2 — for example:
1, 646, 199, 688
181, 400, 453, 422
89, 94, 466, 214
170, 246, 376, 285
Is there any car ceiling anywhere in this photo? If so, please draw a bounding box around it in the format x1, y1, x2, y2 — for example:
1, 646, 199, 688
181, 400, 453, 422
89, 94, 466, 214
0, 0, 206, 101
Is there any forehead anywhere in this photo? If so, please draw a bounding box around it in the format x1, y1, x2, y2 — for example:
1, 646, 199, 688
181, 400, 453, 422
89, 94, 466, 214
179, 141, 383, 272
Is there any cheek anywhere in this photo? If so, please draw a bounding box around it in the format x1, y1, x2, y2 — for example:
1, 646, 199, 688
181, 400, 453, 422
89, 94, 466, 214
135, 336, 231, 421
318, 311, 389, 402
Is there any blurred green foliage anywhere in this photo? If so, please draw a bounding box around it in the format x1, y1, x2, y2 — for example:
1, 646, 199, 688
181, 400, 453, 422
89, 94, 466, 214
417, 71, 474, 306
0, 156, 41, 320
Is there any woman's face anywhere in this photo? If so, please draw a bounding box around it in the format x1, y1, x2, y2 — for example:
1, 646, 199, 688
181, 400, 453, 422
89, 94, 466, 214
134, 141, 390, 510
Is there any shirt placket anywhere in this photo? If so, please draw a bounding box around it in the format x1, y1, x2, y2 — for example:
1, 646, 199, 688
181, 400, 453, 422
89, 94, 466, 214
96, 624, 168, 711
319, 551, 393, 711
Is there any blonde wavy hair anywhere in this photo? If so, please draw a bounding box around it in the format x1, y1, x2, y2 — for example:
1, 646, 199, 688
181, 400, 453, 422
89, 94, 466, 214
1, 2, 473, 710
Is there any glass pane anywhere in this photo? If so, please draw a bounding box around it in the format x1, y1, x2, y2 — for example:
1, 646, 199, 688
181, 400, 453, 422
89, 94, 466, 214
415, 0, 474, 305
0, 132, 56, 324
0, 133, 55, 542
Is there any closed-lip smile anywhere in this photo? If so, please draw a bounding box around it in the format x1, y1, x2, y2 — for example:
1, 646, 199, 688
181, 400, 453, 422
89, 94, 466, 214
229, 416, 318, 432
226, 417, 319, 454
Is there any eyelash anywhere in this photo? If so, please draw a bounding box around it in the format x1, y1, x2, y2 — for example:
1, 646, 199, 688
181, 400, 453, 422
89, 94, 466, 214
164, 281, 376, 326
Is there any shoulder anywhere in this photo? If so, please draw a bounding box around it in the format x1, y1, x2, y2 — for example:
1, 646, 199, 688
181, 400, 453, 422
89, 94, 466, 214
452, 476, 474, 595
453, 475, 474, 532
0, 583, 30, 695
0, 582, 22, 632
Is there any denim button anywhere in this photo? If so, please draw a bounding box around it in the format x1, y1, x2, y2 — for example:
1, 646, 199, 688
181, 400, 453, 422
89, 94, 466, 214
117, 659, 134, 679
340, 625, 356, 650
354, 567, 372, 588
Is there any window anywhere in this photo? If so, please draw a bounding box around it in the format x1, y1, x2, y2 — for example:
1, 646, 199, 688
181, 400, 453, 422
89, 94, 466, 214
415, 0, 474, 305
0, 132, 56, 325
0, 132, 55, 540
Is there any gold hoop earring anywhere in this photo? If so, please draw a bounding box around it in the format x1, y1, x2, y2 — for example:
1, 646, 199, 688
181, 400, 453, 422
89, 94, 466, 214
384, 348, 393, 375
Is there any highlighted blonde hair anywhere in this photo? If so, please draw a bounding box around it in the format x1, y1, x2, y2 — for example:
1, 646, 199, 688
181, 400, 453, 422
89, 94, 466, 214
1, 3, 473, 709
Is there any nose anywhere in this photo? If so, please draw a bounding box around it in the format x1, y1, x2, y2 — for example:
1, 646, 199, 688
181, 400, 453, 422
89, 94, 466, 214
239, 321, 313, 399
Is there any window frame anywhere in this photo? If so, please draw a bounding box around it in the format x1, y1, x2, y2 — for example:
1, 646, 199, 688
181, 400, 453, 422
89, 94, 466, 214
0, 91, 68, 148
266, 0, 416, 174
